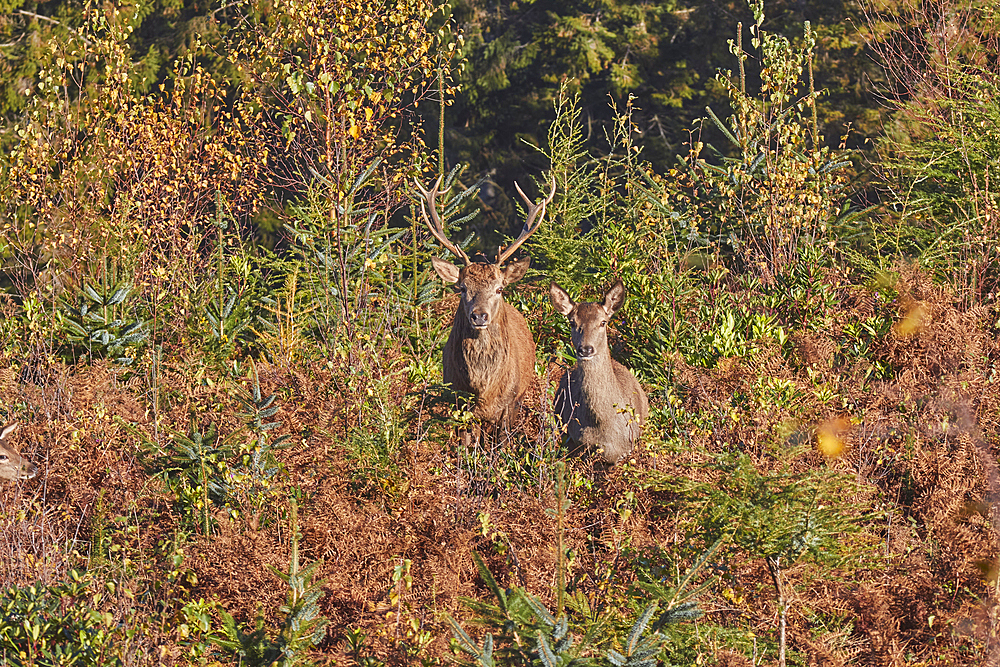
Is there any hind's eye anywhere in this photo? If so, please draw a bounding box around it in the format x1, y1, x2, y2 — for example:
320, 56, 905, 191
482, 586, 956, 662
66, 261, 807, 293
460, 284, 467, 292
601, 321, 607, 328
0, 455, 7, 462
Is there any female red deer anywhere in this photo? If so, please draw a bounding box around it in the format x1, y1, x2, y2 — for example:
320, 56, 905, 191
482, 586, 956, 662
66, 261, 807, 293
416, 176, 556, 441
0, 423, 38, 481
550, 280, 648, 464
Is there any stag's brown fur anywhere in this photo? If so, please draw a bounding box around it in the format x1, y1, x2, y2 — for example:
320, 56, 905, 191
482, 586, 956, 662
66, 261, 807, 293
418, 176, 554, 436
434, 259, 536, 426
551, 280, 648, 464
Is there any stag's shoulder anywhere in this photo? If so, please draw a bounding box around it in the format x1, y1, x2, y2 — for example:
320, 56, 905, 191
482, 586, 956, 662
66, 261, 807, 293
501, 301, 535, 350
500, 300, 530, 328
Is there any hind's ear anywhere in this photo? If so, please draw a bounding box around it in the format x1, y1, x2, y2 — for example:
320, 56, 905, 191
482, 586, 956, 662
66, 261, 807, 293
550, 283, 575, 316
603, 280, 625, 315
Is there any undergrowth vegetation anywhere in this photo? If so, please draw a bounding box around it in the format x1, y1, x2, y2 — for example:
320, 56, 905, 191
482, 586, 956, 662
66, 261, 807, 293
1, 0, 1000, 665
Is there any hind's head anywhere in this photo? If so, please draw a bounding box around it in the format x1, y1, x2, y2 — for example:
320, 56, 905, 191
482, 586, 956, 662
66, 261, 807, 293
0, 423, 37, 481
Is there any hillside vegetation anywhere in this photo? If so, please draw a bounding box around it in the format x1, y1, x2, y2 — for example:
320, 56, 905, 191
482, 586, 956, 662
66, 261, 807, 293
1, 0, 1000, 665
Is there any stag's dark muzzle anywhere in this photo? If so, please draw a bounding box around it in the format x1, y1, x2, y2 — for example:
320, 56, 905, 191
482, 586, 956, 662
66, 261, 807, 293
469, 310, 490, 328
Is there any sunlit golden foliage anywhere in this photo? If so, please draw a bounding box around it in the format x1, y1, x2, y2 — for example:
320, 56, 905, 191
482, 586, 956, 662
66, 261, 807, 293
653, 5, 855, 281
229, 0, 461, 204
0, 0, 458, 355
1, 8, 261, 303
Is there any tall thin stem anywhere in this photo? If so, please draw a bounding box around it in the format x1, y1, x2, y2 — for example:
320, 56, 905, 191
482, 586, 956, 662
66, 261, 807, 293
555, 461, 567, 617
438, 59, 446, 174
767, 555, 786, 667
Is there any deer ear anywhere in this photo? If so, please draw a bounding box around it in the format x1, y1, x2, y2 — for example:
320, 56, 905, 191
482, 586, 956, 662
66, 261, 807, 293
503, 256, 530, 285
431, 257, 460, 284
549, 283, 575, 316
603, 280, 625, 315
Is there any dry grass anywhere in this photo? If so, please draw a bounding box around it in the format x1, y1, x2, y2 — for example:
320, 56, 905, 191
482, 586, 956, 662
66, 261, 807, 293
0, 266, 998, 666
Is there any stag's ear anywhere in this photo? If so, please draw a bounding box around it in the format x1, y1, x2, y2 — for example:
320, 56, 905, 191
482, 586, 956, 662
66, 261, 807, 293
503, 256, 530, 285
603, 280, 625, 316
431, 256, 460, 284
549, 283, 575, 316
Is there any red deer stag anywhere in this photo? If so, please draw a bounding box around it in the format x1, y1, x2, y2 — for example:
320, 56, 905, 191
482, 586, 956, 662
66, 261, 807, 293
417, 176, 556, 442
0, 423, 38, 481
550, 280, 648, 464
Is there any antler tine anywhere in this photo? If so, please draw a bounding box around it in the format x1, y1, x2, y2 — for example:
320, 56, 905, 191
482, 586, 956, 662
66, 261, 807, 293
497, 175, 557, 265
414, 175, 471, 265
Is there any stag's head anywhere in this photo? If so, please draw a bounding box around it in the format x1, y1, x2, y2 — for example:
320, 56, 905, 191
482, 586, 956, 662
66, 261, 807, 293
0, 423, 37, 481
417, 175, 555, 331
550, 280, 625, 360
431, 257, 530, 330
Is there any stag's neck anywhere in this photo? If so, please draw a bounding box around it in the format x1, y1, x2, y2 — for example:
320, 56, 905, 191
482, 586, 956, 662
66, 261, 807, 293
454, 305, 511, 370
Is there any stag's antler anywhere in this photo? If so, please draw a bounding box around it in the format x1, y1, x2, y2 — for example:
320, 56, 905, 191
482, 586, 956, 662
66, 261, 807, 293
497, 175, 557, 265
415, 176, 472, 265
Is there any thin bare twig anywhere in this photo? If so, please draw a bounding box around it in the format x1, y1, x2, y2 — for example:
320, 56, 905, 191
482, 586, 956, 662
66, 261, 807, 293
16, 9, 92, 46
0, 33, 26, 48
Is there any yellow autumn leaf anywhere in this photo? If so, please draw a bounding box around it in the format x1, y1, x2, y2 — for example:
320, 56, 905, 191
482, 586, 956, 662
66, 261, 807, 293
816, 417, 850, 458
895, 301, 928, 337
349, 123, 360, 139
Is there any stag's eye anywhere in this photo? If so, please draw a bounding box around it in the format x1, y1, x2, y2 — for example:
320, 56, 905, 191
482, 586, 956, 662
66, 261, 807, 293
459, 284, 467, 293
600, 320, 607, 328
496, 286, 503, 294
0, 455, 7, 462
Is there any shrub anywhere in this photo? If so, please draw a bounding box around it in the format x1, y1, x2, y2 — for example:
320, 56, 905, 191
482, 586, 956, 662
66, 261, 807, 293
0, 570, 124, 667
